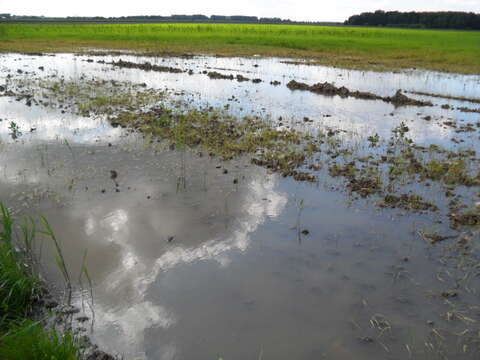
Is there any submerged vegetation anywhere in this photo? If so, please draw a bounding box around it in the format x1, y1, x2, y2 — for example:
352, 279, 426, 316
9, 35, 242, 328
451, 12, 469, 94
0, 23, 479, 73
6, 74, 479, 231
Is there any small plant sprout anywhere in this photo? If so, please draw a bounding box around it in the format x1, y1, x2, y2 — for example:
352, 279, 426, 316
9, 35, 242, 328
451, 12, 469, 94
368, 133, 380, 147
8, 121, 22, 140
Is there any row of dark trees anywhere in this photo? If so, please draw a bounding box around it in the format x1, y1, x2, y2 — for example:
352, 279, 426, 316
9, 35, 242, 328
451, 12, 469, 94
1, 14, 293, 24
345, 10, 480, 30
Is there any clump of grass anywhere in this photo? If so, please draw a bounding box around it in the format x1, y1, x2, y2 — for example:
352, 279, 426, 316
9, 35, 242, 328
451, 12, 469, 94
0, 320, 80, 360
39, 216, 72, 305
0, 204, 82, 359
381, 194, 438, 212
367, 133, 380, 147
296, 199, 305, 243
425, 160, 445, 180
329, 161, 382, 197
423, 159, 479, 186
112, 106, 318, 182
8, 121, 22, 140
17, 77, 166, 119
450, 209, 480, 228
0, 205, 42, 323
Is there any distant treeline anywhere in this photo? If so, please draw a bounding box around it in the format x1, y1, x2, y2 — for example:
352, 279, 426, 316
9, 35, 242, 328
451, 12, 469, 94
345, 10, 480, 30
0, 13, 339, 25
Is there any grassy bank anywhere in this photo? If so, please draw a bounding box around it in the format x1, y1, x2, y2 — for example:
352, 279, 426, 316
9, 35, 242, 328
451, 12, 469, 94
0, 205, 81, 359
0, 23, 479, 74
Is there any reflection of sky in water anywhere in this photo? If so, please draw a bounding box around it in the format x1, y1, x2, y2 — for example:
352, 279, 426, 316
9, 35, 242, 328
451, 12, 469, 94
0, 98, 123, 144
0, 94, 288, 357
76, 173, 287, 358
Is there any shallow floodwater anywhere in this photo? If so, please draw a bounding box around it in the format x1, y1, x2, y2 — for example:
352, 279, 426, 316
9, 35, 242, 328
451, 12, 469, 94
2, 53, 479, 149
0, 54, 479, 359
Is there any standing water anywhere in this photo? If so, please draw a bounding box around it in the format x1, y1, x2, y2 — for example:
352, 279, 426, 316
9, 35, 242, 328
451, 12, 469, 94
1, 53, 479, 359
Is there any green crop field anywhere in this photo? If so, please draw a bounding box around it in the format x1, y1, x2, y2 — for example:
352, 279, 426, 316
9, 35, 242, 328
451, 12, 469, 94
0, 23, 479, 74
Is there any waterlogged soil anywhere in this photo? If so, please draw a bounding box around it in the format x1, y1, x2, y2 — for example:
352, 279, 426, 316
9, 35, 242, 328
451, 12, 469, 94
1, 53, 480, 360
286, 80, 434, 107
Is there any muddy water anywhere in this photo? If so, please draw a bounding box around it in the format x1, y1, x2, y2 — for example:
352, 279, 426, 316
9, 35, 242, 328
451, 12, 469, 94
1, 54, 479, 359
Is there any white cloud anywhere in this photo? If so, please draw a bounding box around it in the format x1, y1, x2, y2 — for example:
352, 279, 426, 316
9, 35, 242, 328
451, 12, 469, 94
0, 0, 478, 21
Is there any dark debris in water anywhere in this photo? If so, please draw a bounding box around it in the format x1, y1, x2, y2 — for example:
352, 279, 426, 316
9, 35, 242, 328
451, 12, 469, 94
457, 106, 480, 114
207, 71, 263, 84
109, 59, 185, 74
449, 210, 480, 228
380, 194, 439, 212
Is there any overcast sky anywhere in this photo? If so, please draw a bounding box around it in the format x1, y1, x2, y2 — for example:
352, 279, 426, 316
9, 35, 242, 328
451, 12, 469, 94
1, 0, 479, 22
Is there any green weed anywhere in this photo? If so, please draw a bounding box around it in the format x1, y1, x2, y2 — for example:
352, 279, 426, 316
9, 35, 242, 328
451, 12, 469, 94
0, 320, 79, 360
0, 205, 82, 359
0, 205, 41, 323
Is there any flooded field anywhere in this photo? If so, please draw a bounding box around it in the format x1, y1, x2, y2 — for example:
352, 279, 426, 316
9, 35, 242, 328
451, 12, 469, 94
1, 53, 479, 359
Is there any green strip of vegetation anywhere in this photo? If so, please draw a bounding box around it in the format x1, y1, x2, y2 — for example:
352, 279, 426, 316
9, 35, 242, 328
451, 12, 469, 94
0, 23, 479, 74
0, 204, 81, 360
0, 206, 40, 321
0, 321, 79, 360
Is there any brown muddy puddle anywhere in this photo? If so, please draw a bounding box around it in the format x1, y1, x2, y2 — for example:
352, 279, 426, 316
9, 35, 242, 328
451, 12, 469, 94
1, 53, 480, 359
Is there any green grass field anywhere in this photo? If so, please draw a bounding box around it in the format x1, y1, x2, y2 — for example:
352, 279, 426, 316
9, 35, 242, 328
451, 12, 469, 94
0, 23, 479, 73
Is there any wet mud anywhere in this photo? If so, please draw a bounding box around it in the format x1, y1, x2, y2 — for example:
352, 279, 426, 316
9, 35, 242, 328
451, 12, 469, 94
287, 80, 434, 107
109, 59, 185, 74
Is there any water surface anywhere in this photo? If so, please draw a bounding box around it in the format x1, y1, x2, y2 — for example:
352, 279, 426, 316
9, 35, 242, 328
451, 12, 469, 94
1, 53, 479, 359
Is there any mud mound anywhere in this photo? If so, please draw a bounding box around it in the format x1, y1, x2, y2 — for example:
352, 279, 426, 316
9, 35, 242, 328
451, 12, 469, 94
457, 106, 480, 113
287, 80, 382, 101
110, 59, 185, 73
386, 90, 433, 107
287, 80, 433, 107
207, 72, 262, 84
207, 71, 234, 80
236, 74, 250, 82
